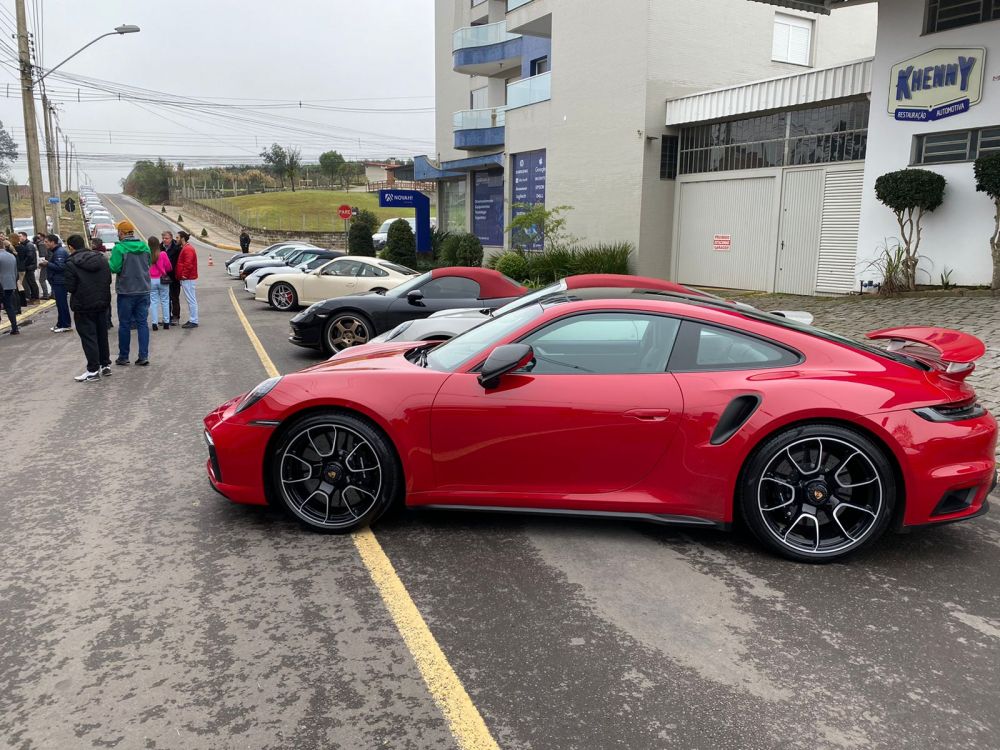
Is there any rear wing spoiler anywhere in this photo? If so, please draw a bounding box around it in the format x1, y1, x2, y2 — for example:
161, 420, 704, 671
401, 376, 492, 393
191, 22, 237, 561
867, 326, 986, 376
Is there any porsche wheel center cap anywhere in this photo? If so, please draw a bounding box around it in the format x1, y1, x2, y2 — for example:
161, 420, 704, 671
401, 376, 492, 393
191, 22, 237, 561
323, 462, 346, 486
805, 480, 831, 505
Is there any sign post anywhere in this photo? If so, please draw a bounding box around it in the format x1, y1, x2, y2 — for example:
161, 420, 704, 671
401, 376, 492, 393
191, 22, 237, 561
378, 189, 432, 253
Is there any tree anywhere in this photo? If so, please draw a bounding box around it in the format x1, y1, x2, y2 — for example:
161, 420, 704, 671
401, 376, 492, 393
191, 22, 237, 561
319, 150, 346, 188
285, 146, 302, 192
383, 219, 417, 266
453, 233, 484, 267
508, 204, 575, 251
348, 219, 375, 256
974, 153, 1000, 293
122, 158, 172, 204
259, 143, 288, 188
0, 120, 18, 180
874, 169, 946, 291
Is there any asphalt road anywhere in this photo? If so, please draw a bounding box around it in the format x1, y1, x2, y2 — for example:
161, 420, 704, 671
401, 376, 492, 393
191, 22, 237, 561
1, 195, 999, 750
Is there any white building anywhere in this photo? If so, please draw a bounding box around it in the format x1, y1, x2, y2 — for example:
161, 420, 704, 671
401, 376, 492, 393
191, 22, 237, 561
419, 0, 878, 280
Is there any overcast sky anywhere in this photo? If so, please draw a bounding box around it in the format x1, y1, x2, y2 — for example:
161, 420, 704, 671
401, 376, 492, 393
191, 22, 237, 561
0, 0, 435, 191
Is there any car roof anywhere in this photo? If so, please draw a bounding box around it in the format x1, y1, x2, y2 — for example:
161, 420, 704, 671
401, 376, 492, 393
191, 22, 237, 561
430, 267, 528, 299
565, 274, 708, 296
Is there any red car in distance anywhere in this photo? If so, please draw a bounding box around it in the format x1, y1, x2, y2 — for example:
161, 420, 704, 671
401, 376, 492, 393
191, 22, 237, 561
205, 287, 996, 562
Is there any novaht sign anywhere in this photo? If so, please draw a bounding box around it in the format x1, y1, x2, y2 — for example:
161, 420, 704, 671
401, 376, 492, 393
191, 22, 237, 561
889, 48, 986, 122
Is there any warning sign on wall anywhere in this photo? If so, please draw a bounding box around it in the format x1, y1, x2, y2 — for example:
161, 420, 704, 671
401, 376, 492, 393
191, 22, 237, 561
713, 234, 732, 252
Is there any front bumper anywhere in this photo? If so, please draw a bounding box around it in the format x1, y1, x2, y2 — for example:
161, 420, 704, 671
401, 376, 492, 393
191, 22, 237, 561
288, 314, 323, 349
203, 396, 275, 506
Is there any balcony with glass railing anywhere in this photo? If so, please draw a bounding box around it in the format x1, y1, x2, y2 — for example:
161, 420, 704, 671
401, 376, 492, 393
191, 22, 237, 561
453, 108, 506, 150
506, 71, 551, 110
507, 0, 533, 10
453, 20, 523, 76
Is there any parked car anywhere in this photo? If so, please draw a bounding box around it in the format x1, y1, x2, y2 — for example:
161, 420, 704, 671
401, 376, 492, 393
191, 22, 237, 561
238, 245, 327, 280
244, 249, 344, 295
227, 243, 319, 278
206, 294, 995, 563
258, 256, 418, 313
369, 275, 815, 346
12, 217, 34, 234
372, 217, 437, 249
287, 267, 527, 354
93, 227, 119, 250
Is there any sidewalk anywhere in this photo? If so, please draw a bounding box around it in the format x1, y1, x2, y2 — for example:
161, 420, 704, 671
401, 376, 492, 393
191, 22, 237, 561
0, 299, 55, 333
160, 204, 268, 253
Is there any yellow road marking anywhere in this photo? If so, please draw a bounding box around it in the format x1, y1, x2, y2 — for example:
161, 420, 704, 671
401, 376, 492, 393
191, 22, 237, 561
227, 287, 500, 750
1, 299, 55, 332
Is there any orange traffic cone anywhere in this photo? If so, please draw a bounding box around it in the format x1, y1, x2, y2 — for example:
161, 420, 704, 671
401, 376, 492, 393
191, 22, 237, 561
208, 255, 214, 267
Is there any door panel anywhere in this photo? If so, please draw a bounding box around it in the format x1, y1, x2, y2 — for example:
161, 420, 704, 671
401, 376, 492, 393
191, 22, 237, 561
430, 372, 684, 500
775, 169, 824, 295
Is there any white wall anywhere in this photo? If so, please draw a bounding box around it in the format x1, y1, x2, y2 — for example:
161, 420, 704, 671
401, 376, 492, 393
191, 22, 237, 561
857, 0, 1000, 287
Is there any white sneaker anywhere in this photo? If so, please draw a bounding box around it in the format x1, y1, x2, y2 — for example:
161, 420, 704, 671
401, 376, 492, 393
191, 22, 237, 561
74, 370, 100, 383
52, 326, 71, 333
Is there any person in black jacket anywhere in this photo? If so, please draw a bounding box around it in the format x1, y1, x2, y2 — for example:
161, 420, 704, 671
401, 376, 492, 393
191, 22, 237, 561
160, 230, 183, 323
239, 229, 251, 253
16, 232, 39, 305
64, 234, 112, 382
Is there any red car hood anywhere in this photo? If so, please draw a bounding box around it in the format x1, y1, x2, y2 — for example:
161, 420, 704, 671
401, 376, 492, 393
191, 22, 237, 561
304, 342, 418, 374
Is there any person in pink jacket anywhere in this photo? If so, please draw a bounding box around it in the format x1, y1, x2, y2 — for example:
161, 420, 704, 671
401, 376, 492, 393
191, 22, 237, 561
148, 236, 174, 331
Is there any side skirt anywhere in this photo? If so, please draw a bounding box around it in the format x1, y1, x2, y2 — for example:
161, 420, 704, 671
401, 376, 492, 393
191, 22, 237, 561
417, 505, 730, 531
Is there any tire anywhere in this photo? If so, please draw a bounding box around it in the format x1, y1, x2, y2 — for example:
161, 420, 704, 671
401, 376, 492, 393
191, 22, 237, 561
322, 312, 374, 355
269, 282, 298, 311
738, 424, 896, 563
268, 411, 402, 533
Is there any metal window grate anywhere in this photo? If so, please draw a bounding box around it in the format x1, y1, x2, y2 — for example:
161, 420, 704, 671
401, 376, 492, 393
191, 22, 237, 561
913, 126, 1000, 163
980, 128, 1000, 156
925, 0, 1000, 33
660, 136, 679, 180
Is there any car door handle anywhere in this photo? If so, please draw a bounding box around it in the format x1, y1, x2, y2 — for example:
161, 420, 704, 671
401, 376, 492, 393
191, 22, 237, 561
625, 409, 671, 422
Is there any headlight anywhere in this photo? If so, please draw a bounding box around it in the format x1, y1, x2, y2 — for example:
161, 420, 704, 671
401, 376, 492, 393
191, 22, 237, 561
385, 320, 413, 341
303, 302, 331, 319
235, 376, 283, 414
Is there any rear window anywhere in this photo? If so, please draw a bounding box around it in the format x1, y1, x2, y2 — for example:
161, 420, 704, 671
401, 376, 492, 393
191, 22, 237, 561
668, 321, 800, 371
379, 262, 417, 275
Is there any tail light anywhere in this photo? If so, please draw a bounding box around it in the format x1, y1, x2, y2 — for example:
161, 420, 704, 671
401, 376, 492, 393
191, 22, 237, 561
914, 400, 986, 423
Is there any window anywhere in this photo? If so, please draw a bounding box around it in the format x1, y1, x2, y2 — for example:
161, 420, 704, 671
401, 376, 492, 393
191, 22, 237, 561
678, 100, 869, 175
772, 13, 813, 66
530, 56, 550, 76
520, 313, 681, 375
358, 264, 389, 277
660, 135, 679, 180
913, 126, 1000, 164
925, 0, 1000, 34
668, 322, 800, 371
470, 86, 488, 110
440, 179, 468, 233
323, 259, 363, 277
421, 277, 481, 299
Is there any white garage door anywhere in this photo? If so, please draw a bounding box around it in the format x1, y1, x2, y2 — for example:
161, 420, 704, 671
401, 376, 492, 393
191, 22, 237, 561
676, 176, 777, 292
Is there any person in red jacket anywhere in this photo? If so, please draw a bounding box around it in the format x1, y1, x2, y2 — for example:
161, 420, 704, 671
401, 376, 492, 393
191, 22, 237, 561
176, 231, 199, 329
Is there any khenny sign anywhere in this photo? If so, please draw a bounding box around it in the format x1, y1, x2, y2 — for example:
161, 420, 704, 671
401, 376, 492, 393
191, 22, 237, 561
889, 48, 986, 122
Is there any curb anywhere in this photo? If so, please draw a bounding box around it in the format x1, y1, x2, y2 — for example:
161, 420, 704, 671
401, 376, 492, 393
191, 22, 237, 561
0, 299, 55, 333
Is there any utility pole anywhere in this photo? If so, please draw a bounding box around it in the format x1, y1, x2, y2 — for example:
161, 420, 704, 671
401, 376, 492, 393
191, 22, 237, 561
14, 0, 47, 236
41, 91, 61, 234
64, 132, 70, 192
75, 144, 80, 189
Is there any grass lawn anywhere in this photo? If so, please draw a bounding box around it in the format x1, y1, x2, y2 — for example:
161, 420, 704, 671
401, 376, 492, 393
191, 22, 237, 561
198, 190, 434, 232
11, 191, 87, 241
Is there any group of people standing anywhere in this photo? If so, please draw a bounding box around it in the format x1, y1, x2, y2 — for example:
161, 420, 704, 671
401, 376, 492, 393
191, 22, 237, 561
0, 231, 68, 334
2, 221, 201, 382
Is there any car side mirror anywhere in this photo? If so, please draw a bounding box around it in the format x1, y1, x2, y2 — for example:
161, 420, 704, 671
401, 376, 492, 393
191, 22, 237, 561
407, 289, 425, 305
478, 344, 534, 389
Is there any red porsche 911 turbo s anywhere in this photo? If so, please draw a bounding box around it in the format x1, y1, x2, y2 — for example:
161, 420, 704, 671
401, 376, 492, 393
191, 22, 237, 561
205, 286, 996, 562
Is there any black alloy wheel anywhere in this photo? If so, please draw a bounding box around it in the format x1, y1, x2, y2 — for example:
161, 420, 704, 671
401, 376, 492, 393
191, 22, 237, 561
269, 282, 298, 311
269, 412, 401, 532
740, 424, 896, 563
324, 313, 373, 354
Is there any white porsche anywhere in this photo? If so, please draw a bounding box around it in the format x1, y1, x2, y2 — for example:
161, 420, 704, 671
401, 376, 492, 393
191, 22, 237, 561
256, 256, 418, 311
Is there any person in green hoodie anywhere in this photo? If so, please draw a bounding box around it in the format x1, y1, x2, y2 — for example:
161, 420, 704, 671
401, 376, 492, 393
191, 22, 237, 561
109, 220, 152, 366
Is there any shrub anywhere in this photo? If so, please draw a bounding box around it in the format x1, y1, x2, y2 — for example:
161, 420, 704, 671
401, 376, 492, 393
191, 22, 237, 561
864, 240, 910, 296
348, 219, 375, 256
570, 243, 633, 276
528, 246, 574, 284
200, 227, 208, 238
383, 218, 417, 267
439, 234, 463, 266
973, 152, 1000, 292
161, 206, 167, 214
874, 168, 946, 291
430, 227, 452, 261
452, 233, 484, 267
354, 209, 379, 233
177, 214, 183, 222
493, 251, 530, 281
507, 204, 575, 251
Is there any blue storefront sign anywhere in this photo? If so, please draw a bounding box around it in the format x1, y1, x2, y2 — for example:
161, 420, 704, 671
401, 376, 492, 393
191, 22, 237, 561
472, 170, 504, 247
511, 150, 547, 250
379, 189, 432, 253
888, 48, 985, 122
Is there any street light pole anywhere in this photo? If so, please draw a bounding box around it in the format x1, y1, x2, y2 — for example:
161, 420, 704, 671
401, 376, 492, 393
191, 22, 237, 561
34, 26, 141, 85
14, 0, 47, 236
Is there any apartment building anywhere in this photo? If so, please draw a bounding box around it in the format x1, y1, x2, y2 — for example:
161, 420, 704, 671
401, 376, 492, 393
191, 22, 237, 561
417, 0, 877, 279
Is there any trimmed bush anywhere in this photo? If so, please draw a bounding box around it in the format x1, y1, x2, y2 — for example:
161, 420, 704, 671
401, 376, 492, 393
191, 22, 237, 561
348, 219, 375, 256
973, 152, 1000, 291
439, 234, 463, 266
874, 168, 946, 290
452, 233, 484, 267
383, 219, 417, 267
200, 227, 208, 238
354, 209, 379, 233
177, 214, 183, 222
493, 251, 530, 281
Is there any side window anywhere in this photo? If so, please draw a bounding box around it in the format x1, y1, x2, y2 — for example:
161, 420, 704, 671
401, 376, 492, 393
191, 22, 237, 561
323, 260, 362, 277
421, 277, 481, 299
669, 321, 800, 371
520, 313, 680, 375
359, 264, 389, 277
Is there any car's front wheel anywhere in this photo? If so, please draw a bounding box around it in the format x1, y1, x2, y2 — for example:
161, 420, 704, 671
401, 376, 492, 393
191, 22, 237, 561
269, 282, 298, 311
739, 424, 896, 563
269, 411, 401, 532
323, 313, 373, 354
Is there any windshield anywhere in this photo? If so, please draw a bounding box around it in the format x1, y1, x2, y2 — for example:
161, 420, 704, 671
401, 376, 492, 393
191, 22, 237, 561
304, 256, 331, 270
97, 230, 118, 244
425, 304, 544, 372
377, 221, 393, 234
386, 272, 431, 298
491, 280, 568, 318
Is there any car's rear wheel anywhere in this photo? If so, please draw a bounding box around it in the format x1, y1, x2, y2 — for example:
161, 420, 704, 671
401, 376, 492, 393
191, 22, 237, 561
739, 424, 896, 563
324, 313, 373, 354
269, 282, 298, 311
269, 412, 400, 533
